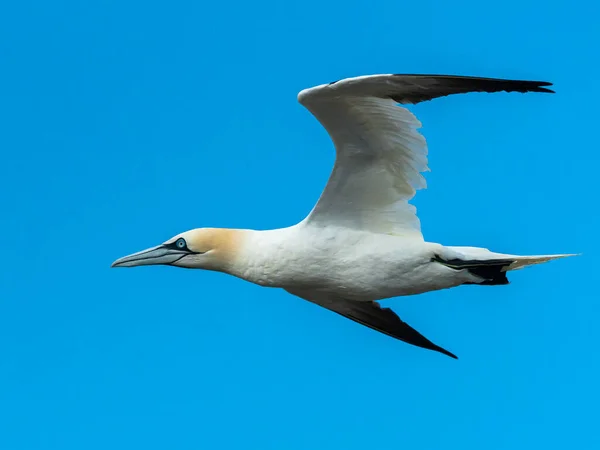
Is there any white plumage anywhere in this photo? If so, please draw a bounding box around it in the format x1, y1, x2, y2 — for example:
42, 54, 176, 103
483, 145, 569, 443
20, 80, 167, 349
299, 84, 428, 237
112, 73, 575, 359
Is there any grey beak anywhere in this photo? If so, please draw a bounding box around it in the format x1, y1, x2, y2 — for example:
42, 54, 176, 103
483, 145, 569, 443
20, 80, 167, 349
111, 245, 187, 268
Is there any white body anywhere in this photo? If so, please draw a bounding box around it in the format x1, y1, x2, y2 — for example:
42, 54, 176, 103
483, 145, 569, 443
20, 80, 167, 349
234, 225, 476, 300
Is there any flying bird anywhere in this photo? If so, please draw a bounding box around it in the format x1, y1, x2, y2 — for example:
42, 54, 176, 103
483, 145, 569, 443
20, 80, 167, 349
112, 74, 575, 359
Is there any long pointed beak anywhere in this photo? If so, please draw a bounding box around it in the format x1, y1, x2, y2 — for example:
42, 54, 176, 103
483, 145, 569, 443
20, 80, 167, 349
111, 245, 187, 268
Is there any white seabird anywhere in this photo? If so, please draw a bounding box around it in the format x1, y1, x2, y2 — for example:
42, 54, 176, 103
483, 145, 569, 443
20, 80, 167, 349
112, 74, 576, 359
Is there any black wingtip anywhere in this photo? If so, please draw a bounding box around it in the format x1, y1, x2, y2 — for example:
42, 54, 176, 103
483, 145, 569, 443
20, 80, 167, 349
393, 74, 556, 96
444, 349, 459, 360
434, 345, 458, 359
527, 81, 554, 94
539, 86, 556, 94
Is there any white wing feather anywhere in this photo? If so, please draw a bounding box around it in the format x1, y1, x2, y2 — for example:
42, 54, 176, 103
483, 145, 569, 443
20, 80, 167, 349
298, 74, 554, 239
299, 76, 428, 239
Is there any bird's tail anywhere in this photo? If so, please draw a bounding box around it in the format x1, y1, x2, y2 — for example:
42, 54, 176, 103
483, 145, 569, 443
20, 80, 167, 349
436, 247, 578, 286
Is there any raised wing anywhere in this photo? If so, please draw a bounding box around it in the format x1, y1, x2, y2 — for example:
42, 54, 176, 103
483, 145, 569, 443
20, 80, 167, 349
298, 74, 553, 238
287, 289, 457, 359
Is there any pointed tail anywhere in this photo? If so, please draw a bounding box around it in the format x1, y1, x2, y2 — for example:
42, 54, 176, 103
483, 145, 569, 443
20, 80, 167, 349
436, 247, 579, 285
503, 253, 579, 271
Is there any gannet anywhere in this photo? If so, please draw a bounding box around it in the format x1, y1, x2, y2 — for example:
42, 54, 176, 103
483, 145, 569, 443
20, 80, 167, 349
112, 74, 575, 359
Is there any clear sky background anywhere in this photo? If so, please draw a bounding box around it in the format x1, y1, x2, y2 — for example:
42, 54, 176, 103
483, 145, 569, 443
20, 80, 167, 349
1, 1, 598, 449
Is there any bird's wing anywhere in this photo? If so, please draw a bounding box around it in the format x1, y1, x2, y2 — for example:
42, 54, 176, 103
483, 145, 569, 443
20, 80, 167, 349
298, 74, 553, 238
286, 289, 457, 359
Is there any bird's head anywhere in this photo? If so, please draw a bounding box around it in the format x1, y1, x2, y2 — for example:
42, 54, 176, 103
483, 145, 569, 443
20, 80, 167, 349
111, 228, 246, 272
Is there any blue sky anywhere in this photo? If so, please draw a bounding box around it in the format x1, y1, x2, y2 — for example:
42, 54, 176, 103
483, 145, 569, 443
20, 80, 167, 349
1, 0, 598, 448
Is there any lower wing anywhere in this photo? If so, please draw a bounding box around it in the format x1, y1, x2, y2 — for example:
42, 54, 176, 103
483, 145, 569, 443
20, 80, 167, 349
287, 289, 457, 359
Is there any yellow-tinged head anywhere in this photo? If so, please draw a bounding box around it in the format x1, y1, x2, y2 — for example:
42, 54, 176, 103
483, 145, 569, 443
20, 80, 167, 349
111, 228, 247, 272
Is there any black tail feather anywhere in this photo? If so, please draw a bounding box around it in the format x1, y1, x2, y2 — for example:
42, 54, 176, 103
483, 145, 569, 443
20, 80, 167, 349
432, 255, 514, 286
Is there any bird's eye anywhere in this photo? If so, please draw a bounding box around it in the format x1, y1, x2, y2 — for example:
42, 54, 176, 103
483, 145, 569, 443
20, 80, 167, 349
176, 238, 186, 249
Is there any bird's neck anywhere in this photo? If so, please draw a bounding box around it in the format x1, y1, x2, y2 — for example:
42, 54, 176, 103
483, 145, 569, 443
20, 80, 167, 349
227, 226, 301, 287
